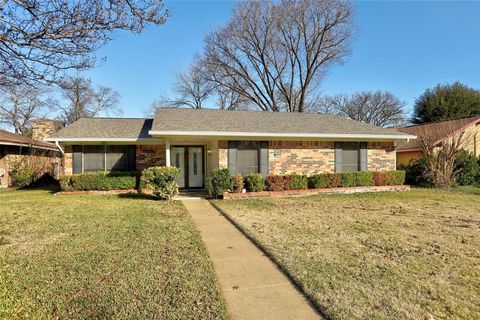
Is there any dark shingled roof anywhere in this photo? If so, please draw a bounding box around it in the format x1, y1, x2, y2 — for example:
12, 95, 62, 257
47, 109, 414, 140
151, 108, 412, 137
47, 118, 153, 140
0, 129, 57, 150
397, 115, 480, 151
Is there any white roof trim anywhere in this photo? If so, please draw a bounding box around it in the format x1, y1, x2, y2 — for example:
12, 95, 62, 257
0, 141, 59, 151
44, 138, 163, 142
148, 130, 417, 140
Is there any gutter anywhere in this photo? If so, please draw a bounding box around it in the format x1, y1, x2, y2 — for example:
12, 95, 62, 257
148, 130, 417, 140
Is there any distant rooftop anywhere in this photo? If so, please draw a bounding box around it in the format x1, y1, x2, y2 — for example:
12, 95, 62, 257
397, 115, 480, 151
0, 129, 58, 150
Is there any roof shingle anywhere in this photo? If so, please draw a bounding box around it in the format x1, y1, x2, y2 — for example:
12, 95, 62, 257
151, 108, 411, 137
0, 129, 57, 150
47, 118, 153, 140
397, 115, 480, 151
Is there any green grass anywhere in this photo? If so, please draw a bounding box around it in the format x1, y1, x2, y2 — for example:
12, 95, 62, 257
213, 188, 480, 319
0, 189, 228, 319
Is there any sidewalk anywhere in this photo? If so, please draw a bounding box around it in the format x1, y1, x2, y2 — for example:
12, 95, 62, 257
182, 199, 321, 320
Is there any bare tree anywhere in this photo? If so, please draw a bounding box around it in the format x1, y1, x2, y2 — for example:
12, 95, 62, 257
416, 122, 471, 188
215, 85, 251, 110
152, 58, 215, 109
0, 84, 51, 135
0, 0, 168, 86
57, 76, 121, 125
202, 0, 353, 112
316, 91, 407, 127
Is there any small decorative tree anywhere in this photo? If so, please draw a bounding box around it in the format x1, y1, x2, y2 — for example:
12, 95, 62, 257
416, 122, 471, 188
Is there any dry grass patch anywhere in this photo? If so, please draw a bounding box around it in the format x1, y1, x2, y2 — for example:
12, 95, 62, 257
213, 188, 480, 319
0, 189, 228, 319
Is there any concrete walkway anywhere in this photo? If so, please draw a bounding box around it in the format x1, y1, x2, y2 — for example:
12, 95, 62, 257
182, 199, 321, 320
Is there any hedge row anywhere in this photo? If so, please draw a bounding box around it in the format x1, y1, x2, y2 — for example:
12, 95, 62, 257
207, 168, 406, 197
60, 171, 139, 191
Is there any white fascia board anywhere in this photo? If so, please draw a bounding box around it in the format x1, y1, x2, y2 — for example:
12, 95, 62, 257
148, 130, 417, 140
44, 138, 163, 143
0, 141, 59, 151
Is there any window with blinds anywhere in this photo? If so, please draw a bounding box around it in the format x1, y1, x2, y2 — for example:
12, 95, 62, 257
334, 142, 367, 172
72, 145, 136, 173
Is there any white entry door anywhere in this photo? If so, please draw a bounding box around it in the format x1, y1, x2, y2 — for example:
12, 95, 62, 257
170, 147, 185, 188
188, 147, 203, 188
170, 146, 203, 189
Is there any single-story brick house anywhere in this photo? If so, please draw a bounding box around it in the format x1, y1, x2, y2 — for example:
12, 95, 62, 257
396, 115, 480, 166
0, 121, 61, 187
45, 108, 416, 189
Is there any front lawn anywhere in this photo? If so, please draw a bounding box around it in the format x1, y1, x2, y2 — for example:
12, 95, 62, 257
0, 189, 228, 319
213, 188, 480, 319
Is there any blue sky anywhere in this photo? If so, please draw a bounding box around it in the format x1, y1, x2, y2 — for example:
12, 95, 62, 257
84, 0, 480, 118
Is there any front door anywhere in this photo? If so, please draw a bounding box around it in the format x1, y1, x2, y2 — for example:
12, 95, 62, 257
170, 146, 204, 189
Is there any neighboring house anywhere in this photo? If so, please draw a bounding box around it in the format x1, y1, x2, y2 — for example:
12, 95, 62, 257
45, 108, 415, 189
0, 120, 61, 187
396, 115, 480, 166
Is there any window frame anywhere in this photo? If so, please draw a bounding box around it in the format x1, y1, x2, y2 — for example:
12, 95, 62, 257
334, 142, 368, 173
72, 145, 136, 173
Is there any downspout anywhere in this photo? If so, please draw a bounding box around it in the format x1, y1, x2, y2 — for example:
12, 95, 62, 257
55, 140, 64, 155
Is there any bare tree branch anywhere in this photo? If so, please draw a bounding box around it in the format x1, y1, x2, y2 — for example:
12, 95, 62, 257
416, 122, 472, 188
0, 84, 52, 135
0, 0, 168, 86
202, 0, 353, 112
315, 91, 407, 127
56, 76, 121, 124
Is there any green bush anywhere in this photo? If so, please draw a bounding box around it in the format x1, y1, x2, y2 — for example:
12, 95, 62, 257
289, 174, 308, 190
231, 174, 244, 193
206, 168, 232, 198
61, 171, 139, 191
340, 171, 373, 187
141, 166, 181, 200
10, 167, 35, 188
373, 170, 406, 186
398, 158, 431, 186
244, 173, 265, 192
387, 170, 406, 185
308, 173, 342, 189
453, 150, 479, 186
265, 175, 285, 191
59, 175, 73, 191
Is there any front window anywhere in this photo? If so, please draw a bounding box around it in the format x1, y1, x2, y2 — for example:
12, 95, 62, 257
237, 141, 259, 175
335, 142, 367, 172
72, 145, 136, 173
340, 142, 360, 172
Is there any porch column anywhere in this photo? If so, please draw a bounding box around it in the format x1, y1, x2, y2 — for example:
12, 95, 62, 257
165, 140, 170, 166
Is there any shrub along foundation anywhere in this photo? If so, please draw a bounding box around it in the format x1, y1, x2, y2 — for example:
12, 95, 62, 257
223, 185, 410, 200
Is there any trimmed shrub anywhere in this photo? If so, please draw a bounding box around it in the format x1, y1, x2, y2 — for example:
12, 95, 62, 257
141, 166, 181, 200
206, 168, 232, 198
231, 174, 244, 193
308, 174, 326, 189
453, 150, 479, 186
265, 175, 285, 191
244, 173, 265, 192
283, 175, 293, 190
61, 171, 139, 191
323, 173, 342, 188
387, 170, 406, 186
289, 174, 308, 190
59, 175, 73, 191
373, 171, 389, 186
340, 171, 373, 187
373, 170, 406, 186
10, 167, 35, 188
